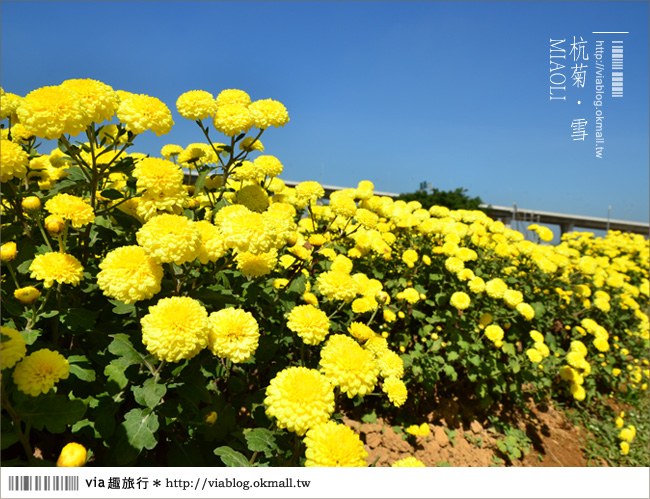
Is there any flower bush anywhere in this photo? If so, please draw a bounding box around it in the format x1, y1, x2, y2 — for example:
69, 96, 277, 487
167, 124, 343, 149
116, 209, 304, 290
1, 80, 648, 467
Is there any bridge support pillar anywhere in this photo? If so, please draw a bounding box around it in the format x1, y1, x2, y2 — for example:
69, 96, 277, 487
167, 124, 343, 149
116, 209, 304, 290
560, 222, 575, 236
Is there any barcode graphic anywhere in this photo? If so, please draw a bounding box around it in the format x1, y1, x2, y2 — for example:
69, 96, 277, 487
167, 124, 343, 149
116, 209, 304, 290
8, 476, 79, 491
612, 41, 623, 97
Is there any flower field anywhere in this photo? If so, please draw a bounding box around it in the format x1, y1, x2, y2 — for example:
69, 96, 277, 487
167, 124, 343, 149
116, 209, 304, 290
1, 80, 649, 467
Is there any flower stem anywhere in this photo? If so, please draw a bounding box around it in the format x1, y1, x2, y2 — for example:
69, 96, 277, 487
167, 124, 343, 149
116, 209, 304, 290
1, 379, 35, 464
34, 216, 54, 252
4, 261, 21, 289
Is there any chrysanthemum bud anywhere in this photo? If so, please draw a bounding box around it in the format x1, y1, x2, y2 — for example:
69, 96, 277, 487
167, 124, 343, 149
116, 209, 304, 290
204, 411, 218, 425
21, 196, 41, 212
14, 286, 41, 305
44, 215, 65, 236
56, 442, 87, 467
1, 241, 17, 262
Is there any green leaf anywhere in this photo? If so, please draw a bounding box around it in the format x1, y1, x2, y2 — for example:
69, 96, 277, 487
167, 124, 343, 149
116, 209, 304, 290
64, 166, 87, 182
288, 275, 306, 294
361, 411, 378, 424
468, 355, 481, 367
501, 342, 516, 356
457, 339, 470, 351
214, 446, 252, 467
132, 378, 167, 409
15, 395, 86, 433
104, 359, 129, 389
531, 302, 545, 318
1, 430, 20, 450
68, 355, 96, 382
193, 169, 209, 195
110, 301, 135, 315
99, 188, 124, 200
193, 289, 239, 308
443, 364, 457, 381
245, 428, 277, 454
121, 408, 159, 451
61, 308, 100, 332
447, 350, 460, 362
21, 329, 41, 345
108, 333, 146, 366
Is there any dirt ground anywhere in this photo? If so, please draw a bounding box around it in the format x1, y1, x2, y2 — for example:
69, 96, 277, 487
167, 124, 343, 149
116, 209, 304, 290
344, 397, 589, 467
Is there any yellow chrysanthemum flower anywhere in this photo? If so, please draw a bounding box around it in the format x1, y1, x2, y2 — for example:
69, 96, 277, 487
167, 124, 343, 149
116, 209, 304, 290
392, 457, 425, 467
213, 103, 253, 137
294, 181, 325, 206
304, 421, 368, 467
503, 289, 524, 308
56, 442, 87, 467
329, 193, 357, 219
485, 278, 508, 299
194, 220, 226, 264
12, 349, 70, 396
141, 296, 209, 362
348, 322, 375, 343
382, 376, 408, 407
620, 441, 630, 455
60, 78, 118, 124
248, 98, 289, 129
132, 157, 184, 194
397, 287, 420, 304
216, 89, 251, 107
44, 193, 95, 228
445, 256, 464, 273
117, 93, 174, 136
402, 249, 418, 268
160, 144, 184, 159
176, 90, 217, 121
468, 276, 486, 294
1, 326, 27, 370
355, 208, 379, 229
264, 366, 335, 436
97, 246, 164, 304
29, 252, 84, 288
239, 136, 264, 152
516, 302, 535, 320
1, 91, 23, 121
16, 85, 89, 139
450, 291, 471, 310
593, 337, 609, 352
1, 139, 29, 182
320, 334, 379, 398
235, 249, 277, 278
376, 350, 404, 379
136, 214, 201, 264
570, 383, 586, 401
317, 270, 357, 302
253, 155, 284, 177
235, 184, 270, 213
484, 324, 504, 344
217, 206, 279, 254
208, 308, 260, 363
287, 305, 330, 346
526, 349, 543, 363
618, 426, 636, 443
364, 334, 390, 357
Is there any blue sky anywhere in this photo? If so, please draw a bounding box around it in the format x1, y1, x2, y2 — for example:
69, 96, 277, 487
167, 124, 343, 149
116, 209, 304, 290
2, 1, 648, 225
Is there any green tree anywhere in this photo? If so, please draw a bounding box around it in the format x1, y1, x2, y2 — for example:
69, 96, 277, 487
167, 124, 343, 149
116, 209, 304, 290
396, 186, 486, 212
